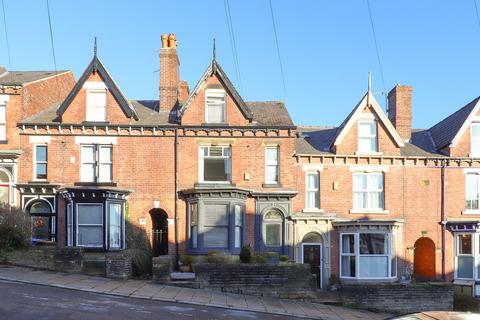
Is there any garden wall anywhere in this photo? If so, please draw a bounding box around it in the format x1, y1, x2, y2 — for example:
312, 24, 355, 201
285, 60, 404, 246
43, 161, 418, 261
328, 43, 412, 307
341, 282, 454, 313
194, 263, 317, 299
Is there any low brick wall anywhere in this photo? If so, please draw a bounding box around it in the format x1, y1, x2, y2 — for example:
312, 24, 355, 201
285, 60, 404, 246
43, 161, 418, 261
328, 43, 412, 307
341, 282, 454, 313
106, 252, 132, 280
152, 256, 173, 284
194, 263, 316, 299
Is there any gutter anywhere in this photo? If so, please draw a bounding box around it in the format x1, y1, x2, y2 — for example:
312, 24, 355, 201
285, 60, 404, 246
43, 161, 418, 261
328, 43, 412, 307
174, 128, 180, 270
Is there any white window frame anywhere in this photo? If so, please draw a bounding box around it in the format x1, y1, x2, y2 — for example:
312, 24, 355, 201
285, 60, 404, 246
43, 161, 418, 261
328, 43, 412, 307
205, 89, 226, 124
80, 144, 112, 183
75, 203, 104, 248
352, 172, 384, 211
357, 120, 378, 154
0, 103, 6, 141
33, 144, 48, 181
198, 145, 231, 183
465, 173, 480, 214
339, 232, 395, 280
265, 146, 280, 184
471, 122, 480, 157
454, 233, 480, 281
86, 89, 107, 122
107, 201, 123, 250
262, 210, 284, 248
67, 203, 73, 246
305, 171, 320, 210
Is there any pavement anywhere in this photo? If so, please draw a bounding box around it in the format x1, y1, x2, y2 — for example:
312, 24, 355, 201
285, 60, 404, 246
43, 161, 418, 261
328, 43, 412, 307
0, 265, 389, 320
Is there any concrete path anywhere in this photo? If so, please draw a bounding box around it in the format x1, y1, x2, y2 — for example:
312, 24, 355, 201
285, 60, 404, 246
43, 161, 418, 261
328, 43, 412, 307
0, 265, 389, 320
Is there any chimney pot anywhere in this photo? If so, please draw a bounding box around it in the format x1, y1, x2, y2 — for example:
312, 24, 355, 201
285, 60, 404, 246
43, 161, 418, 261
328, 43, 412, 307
161, 34, 168, 48
168, 34, 177, 49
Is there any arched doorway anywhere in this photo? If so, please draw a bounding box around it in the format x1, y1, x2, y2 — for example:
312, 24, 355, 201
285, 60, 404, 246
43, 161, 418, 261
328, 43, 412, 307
150, 209, 168, 256
414, 237, 436, 280
302, 232, 323, 288
27, 200, 54, 242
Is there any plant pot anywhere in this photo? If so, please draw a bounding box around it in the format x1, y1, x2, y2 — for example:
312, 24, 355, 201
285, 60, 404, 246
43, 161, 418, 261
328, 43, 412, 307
179, 265, 191, 272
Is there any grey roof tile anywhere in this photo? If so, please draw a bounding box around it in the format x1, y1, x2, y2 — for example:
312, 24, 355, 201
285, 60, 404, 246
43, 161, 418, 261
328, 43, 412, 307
295, 126, 337, 155
428, 97, 480, 149
0, 70, 70, 85
247, 101, 294, 126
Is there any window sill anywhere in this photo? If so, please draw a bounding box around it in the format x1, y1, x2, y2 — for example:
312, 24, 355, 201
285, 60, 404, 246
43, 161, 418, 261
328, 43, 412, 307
354, 151, 383, 156
201, 122, 228, 126
302, 208, 325, 213
462, 210, 480, 215
0, 140, 8, 144
82, 121, 110, 125
74, 182, 117, 187
349, 209, 389, 214
262, 183, 282, 188
195, 182, 235, 187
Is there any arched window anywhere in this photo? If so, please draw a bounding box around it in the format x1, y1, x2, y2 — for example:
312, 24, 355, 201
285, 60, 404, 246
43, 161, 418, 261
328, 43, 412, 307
263, 209, 284, 247
302, 232, 322, 244
0, 169, 12, 205
27, 200, 53, 242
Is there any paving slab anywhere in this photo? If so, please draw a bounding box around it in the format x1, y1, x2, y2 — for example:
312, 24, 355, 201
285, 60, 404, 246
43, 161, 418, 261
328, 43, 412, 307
0, 265, 389, 320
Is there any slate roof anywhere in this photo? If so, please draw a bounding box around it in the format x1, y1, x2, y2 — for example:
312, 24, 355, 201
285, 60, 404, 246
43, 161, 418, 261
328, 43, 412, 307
247, 101, 293, 126
0, 70, 70, 86
428, 97, 480, 150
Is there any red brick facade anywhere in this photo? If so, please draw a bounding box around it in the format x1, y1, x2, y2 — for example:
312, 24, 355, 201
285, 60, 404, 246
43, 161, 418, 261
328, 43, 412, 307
3, 36, 480, 291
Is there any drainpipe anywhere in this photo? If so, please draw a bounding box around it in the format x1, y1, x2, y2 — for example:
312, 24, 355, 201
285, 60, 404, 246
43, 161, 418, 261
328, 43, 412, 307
174, 128, 180, 270
441, 162, 447, 281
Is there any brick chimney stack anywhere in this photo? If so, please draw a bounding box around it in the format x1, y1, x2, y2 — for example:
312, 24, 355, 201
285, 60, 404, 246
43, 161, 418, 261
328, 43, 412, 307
387, 85, 413, 142
159, 34, 180, 113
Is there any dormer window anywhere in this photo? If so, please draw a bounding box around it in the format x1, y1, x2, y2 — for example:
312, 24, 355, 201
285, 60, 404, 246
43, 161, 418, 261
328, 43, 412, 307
86, 90, 107, 122
358, 120, 377, 153
205, 89, 226, 124
471, 123, 480, 156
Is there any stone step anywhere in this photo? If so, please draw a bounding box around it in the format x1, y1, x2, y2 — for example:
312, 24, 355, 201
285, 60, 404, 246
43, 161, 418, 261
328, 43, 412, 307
167, 280, 200, 289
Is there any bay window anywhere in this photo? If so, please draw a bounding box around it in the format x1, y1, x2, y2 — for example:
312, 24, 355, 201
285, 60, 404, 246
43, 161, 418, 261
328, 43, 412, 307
234, 205, 242, 248
455, 234, 475, 279
340, 232, 395, 279
81, 144, 112, 183
76, 204, 103, 247
353, 173, 384, 210
305, 172, 320, 209
358, 120, 377, 153
199, 146, 231, 183
205, 89, 226, 123
265, 147, 279, 184
203, 204, 229, 248
108, 203, 122, 249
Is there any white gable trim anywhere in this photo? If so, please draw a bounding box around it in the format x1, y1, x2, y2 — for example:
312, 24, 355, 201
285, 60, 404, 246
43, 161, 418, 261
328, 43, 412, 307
333, 92, 405, 148
449, 99, 480, 148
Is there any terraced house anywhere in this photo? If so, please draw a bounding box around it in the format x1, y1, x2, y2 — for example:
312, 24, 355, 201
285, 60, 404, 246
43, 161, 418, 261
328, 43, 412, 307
2, 35, 480, 295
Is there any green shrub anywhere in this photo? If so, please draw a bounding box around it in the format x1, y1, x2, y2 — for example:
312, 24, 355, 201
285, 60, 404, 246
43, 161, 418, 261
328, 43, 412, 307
279, 254, 289, 262
125, 221, 148, 250
125, 249, 152, 277
328, 273, 339, 286
180, 254, 193, 266
0, 207, 32, 250
239, 245, 251, 263
205, 250, 228, 263
252, 253, 267, 264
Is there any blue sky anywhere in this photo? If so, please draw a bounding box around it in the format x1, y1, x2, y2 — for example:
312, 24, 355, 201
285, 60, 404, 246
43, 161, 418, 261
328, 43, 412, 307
1, 1, 480, 128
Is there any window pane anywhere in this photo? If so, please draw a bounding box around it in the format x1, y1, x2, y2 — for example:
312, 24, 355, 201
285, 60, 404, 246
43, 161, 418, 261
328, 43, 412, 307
190, 203, 197, 226
359, 122, 375, 136
191, 226, 197, 248
0, 105, 5, 123
342, 234, 355, 254
78, 226, 103, 246
235, 227, 241, 248
369, 174, 383, 190
265, 148, 278, 163
109, 203, 122, 249
0, 125, 6, 140
29, 201, 51, 214
368, 191, 384, 209
234, 205, 242, 226
359, 233, 387, 254
86, 91, 106, 121
77, 204, 102, 225
307, 173, 319, 189
31, 216, 50, 240
306, 191, 319, 208
207, 104, 225, 123
354, 191, 367, 209
204, 227, 228, 247
459, 234, 472, 254
204, 158, 228, 181
353, 174, 367, 190
264, 210, 282, 220
99, 164, 112, 182
358, 137, 375, 152
265, 223, 281, 246
99, 146, 111, 162
36, 164, 47, 180
265, 165, 278, 182
36, 146, 47, 162
341, 256, 356, 277
466, 175, 479, 210
67, 205, 73, 246
359, 256, 388, 277
81, 164, 95, 182
81, 146, 95, 163
0, 185, 9, 204
204, 204, 228, 225
458, 256, 474, 278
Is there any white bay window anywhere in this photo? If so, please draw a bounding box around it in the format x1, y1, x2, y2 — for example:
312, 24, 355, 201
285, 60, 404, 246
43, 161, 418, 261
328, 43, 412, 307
340, 232, 395, 279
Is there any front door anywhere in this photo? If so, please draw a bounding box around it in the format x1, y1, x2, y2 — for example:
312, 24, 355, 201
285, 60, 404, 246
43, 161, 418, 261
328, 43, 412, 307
303, 244, 322, 288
